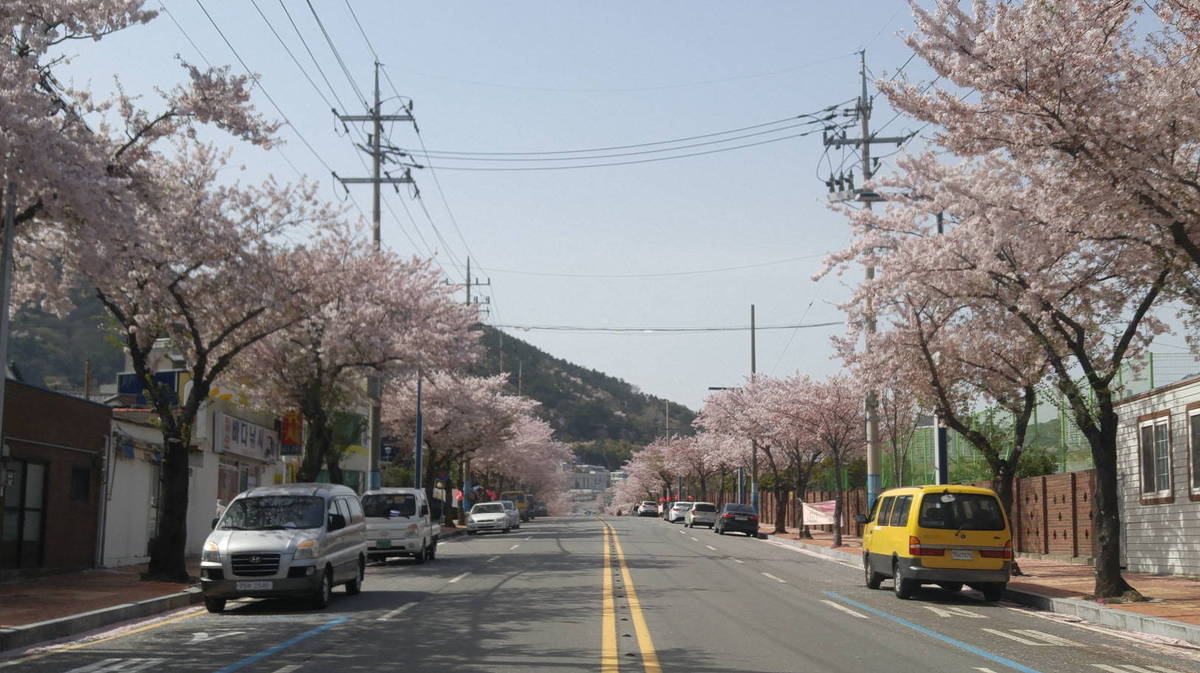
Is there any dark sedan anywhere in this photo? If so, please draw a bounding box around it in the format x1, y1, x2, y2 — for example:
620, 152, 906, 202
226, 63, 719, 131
715, 503, 759, 536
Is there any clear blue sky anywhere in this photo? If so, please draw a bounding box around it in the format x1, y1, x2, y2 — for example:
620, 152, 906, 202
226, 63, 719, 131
60, 1, 934, 410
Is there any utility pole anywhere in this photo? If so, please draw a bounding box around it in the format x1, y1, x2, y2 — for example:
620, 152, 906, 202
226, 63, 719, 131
336, 62, 415, 492
823, 51, 909, 512
750, 304, 759, 515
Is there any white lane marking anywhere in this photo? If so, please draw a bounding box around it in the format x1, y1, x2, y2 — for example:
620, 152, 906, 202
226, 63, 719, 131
761, 572, 787, 583
690, 536, 699, 542
448, 572, 471, 583
981, 628, 1077, 646
975, 668, 1001, 673
679, 530, 686, 535
508, 544, 520, 550
377, 603, 415, 621
923, 605, 987, 619
705, 545, 717, 551
65, 660, 166, 673
820, 599, 868, 619
760, 538, 860, 569
524, 536, 532, 540
186, 631, 245, 644
271, 666, 302, 673
1092, 667, 1183, 673
486, 555, 500, 562
734, 559, 745, 564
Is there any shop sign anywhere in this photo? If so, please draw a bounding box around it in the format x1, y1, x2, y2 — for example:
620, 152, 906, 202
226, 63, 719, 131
217, 412, 280, 462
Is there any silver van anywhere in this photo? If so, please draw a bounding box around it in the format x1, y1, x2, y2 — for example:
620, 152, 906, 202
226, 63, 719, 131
200, 483, 367, 613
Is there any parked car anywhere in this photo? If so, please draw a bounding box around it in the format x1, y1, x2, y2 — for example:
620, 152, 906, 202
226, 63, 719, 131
200, 483, 367, 613
500, 500, 522, 529
529, 500, 548, 518
857, 485, 1012, 601
637, 500, 658, 517
667, 501, 693, 523
362, 488, 440, 564
715, 503, 759, 536
685, 502, 718, 528
466, 502, 511, 534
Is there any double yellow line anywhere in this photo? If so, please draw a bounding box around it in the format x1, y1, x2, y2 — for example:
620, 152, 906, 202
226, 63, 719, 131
601, 521, 660, 673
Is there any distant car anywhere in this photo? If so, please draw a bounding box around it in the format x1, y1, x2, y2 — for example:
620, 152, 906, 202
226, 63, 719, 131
685, 502, 718, 528
637, 501, 658, 517
529, 501, 548, 517
715, 503, 759, 536
500, 500, 521, 529
667, 501, 693, 523
466, 502, 511, 535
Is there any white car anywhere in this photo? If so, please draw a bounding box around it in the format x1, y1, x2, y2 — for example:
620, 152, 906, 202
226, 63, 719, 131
467, 502, 511, 535
500, 500, 521, 529
667, 501, 693, 523
637, 501, 658, 516
362, 488, 439, 563
685, 502, 718, 528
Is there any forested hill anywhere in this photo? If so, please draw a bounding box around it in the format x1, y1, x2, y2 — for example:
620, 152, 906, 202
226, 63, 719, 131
469, 326, 695, 449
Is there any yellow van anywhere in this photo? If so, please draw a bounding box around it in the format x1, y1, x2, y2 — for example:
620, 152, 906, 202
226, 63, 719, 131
856, 485, 1012, 601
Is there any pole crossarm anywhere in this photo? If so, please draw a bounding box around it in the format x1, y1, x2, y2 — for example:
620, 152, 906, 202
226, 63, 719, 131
337, 114, 414, 123
823, 134, 911, 149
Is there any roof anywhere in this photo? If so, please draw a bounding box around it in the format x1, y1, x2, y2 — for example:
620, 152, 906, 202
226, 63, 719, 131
880, 484, 998, 497
240, 483, 357, 498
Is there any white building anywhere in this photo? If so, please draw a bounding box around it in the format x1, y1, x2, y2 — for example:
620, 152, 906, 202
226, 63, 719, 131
1114, 374, 1200, 575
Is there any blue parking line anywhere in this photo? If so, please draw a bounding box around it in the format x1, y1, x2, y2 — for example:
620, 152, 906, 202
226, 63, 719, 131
210, 616, 348, 673
822, 592, 1046, 673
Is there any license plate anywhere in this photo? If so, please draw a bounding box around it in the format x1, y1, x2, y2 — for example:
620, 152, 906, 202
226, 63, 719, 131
951, 549, 974, 561
735, 516, 748, 520
375, 539, 392, 549
236, 581, 272, 590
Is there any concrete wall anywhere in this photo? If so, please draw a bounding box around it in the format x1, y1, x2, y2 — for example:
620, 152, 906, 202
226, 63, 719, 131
1115, 377, 1200, 575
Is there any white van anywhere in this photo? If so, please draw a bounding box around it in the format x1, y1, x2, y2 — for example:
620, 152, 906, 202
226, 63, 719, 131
200, 483, 367, 613
362, 488, 441, 563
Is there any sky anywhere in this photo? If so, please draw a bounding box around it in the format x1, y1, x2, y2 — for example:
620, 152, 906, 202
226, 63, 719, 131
58, 1, 937, 411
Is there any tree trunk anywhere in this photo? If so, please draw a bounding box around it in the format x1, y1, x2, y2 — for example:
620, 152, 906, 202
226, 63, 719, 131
832, 457, 844, 547
1091, 406, 1137, 598
146, 429, 191, 582
773, 485, 787, 534
297, 411, 332, 482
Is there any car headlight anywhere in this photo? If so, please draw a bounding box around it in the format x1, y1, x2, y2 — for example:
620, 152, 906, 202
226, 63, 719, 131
294, 538, 319, 560
202, 541, 221, 563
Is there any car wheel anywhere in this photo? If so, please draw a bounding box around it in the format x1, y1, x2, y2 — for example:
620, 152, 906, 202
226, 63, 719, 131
467, 530, 477, 535
413, 545, 427, 564
312, 568, 333, 609
503, 526, 511, 534
864, 556, 883, 590
428, 540, 437, 561
938, 582, 963, 593
893, 560, 915, 599
204, 596, 225, 613
717, 526, 724, 535
980, 582, 1006, 602
346, 558, 364, 595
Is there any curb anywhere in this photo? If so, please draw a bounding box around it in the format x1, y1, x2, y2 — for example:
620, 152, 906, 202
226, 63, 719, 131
762, 534, 1200, 647
0, 587, 202, 653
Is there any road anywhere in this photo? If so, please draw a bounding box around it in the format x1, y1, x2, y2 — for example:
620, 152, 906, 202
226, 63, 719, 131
4, 516, 1199, 673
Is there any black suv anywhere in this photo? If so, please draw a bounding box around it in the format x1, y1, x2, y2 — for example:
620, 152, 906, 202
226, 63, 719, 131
715, 503, 759, 537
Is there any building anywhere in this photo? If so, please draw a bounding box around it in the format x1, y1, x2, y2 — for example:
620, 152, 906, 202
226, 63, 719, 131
0, 379, 111, 577
1114, 374, 1200, 575
570, 464, 610, 491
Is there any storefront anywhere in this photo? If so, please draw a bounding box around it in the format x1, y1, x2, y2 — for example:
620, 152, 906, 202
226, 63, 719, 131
212, 407, 280, 505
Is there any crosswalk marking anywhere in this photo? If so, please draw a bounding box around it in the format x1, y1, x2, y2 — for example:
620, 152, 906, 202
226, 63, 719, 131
65, 660, 166, 673
923, 605, 987, 619
820, 599, 868, 619
1092, 665, 1183, 673
982, 628, 1078, 646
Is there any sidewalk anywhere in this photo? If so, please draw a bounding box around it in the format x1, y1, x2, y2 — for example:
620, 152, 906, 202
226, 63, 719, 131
762, 524, 1200, 646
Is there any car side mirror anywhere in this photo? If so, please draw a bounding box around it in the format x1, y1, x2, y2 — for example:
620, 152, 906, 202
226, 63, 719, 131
854, 514, 868, 525
328, 513, 346, 531
211, 517, 219, 530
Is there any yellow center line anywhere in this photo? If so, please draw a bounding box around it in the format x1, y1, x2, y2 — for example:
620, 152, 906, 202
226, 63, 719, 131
604, 521, 661, 673
601, 525, 619, 673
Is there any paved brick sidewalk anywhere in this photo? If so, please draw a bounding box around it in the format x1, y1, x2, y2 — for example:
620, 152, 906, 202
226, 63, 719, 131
762, 525, 1200, 628
0, 560, 198, 628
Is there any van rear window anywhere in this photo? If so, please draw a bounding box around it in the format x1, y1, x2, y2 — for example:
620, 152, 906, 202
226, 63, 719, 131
918, 493, 1005, 531
692, 504, 717, 512
362, 494, 416, 518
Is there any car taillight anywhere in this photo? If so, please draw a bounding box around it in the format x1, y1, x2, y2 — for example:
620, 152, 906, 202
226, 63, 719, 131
981, 540, 1013, 560
909, 536, 944, 556
747, 515, 757, 521
723, 513, 734, 519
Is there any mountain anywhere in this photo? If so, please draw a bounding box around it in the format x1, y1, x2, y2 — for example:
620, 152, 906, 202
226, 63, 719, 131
9, 289, 124, 392
469, 325, 695, 449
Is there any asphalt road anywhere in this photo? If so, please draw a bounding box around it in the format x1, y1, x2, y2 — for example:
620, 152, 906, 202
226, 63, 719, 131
3, 516, 1199, 673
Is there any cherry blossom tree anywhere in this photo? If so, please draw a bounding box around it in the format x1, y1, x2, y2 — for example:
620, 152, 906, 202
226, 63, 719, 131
471, 414, 571, 502
233, 223, 478, 483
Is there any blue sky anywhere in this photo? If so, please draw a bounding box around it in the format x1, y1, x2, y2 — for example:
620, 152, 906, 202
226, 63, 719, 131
60, 1, 933, 410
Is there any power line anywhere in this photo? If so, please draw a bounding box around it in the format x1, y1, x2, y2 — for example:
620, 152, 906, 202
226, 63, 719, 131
277, 0, 350, 112
445, 252, 829, 279
305, 0, 369, 108
490, 321, 842, 334
249, 0, 333, 109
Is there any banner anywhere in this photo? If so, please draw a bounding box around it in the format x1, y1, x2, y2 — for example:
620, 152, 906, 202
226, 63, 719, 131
801, 499, 837, 525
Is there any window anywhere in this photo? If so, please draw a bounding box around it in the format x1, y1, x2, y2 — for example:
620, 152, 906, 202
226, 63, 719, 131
1190, 410, 1200, 495
345, 497, 364, 524
70, 467, 91, 503
1139, 415, 1172, 499
889, 495, 913, 527
918, 493, 1005, 531
875, 496, 895, 525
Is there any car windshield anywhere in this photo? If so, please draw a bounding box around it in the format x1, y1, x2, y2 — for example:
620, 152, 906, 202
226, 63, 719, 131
361, 494, 416, 518
724, 504, 755, 513
674, 503, 692, 509
219, 496, 325, 530
918, 493, 1006, 531
472, 504, 505, 514
693, 504, 717, 512
501, 501, 515, 510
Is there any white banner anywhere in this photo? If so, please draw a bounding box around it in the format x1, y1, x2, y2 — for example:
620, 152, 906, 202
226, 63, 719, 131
801, 500, 837, 525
